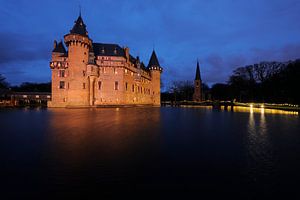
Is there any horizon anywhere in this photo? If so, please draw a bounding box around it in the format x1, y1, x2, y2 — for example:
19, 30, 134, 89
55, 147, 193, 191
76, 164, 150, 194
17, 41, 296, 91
0, 0, 300, 89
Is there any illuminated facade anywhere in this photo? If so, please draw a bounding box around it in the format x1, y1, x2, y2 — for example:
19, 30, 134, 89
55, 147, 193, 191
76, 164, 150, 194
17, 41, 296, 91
48, 14, 163, 107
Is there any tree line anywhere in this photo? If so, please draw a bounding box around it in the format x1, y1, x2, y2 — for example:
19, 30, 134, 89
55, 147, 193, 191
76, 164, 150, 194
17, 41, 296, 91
162, 59, 300, 104
0, 75, 51, 93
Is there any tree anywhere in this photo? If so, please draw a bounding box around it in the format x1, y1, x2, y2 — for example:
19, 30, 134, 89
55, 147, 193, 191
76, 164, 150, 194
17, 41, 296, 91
0, 74, 9, 89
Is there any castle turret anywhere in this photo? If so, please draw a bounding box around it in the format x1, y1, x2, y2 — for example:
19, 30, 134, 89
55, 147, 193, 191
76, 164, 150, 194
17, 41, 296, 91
63, 14, 93, 106
148, 50, 163, 106
193, 61, 202, 101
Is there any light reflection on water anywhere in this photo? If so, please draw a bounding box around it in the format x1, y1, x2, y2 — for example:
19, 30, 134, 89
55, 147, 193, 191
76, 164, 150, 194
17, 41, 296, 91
1, 106, 300, 199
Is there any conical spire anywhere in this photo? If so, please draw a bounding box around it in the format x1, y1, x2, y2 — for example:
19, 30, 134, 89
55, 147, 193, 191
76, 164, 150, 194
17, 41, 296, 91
147, 50, 160, 68
52, 40, 66, 53
195, 60, 201, 80
70, 14, 88, 36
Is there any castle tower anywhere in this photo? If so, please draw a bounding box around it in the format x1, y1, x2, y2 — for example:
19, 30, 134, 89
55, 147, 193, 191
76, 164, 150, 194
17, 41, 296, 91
64, 14, 93, 106
148, 50, 163, 106
49, 40, 68, 107
193, 61, 202, 102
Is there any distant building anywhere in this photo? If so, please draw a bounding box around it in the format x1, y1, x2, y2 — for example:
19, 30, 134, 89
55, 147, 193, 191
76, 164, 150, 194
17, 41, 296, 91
193, 61, 202, 101
48, 14, 163, 107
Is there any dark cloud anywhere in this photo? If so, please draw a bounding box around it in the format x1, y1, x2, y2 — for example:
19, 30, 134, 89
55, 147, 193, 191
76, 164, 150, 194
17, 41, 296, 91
0, 32, 50, 64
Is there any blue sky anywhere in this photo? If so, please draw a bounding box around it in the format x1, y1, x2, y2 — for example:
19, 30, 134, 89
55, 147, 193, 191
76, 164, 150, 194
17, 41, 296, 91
0, 0, 300, 89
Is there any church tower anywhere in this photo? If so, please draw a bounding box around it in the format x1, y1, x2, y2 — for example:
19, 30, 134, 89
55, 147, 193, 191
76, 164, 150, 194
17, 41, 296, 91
148, 50, 163, 106
193, 61, 202, 102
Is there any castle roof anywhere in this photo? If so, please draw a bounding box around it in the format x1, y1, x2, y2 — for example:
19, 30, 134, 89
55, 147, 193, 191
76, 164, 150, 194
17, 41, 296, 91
147, 50, 160, 68
70, 15, 88, 36
92, 43, 125, 57
52, 41, 67, 54
195, 61, 201, 80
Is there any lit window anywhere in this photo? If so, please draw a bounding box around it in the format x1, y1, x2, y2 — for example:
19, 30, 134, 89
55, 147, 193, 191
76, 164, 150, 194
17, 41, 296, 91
114, 81, 119, 90
59, 81, 65, 89
125, 69, 128, 73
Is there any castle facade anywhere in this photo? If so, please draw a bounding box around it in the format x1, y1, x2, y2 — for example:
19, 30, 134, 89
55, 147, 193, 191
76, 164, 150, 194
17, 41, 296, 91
48, 14, 163, 107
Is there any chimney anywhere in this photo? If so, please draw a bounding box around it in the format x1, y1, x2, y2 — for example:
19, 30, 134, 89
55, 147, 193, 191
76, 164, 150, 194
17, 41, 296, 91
124, 47, 130, 62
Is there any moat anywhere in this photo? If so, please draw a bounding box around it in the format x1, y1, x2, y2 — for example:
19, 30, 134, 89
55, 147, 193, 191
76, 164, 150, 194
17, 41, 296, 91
1, 107, 300, 199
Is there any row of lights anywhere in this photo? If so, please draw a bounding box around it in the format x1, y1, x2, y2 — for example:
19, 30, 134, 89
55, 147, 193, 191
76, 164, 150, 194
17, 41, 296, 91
50, 61, 68, 68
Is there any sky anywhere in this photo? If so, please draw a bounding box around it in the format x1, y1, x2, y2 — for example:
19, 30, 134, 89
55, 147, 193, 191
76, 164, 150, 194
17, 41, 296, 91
0, 0, 300, 89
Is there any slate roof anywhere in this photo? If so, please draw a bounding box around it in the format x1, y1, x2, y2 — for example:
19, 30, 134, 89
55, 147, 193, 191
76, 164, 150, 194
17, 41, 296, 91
70, 15, 88, 36
52, 41, 67, 54
92, 43, 125, 57
147, 50, 160, 67
195, 61, 201, 80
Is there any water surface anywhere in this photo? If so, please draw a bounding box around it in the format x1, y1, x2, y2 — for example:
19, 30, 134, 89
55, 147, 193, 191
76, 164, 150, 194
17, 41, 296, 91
1, 107, 300, 199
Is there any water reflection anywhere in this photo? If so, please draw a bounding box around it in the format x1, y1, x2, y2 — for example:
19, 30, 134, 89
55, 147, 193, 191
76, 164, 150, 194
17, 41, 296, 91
245, 105, 276, 192
46, 107, 162, 163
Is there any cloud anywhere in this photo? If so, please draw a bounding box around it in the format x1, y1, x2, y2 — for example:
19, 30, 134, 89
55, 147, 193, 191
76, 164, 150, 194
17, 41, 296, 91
0, 31, 50, 64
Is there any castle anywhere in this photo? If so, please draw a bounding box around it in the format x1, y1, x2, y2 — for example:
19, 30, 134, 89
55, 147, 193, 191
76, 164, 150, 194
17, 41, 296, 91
48, 14, 163, 107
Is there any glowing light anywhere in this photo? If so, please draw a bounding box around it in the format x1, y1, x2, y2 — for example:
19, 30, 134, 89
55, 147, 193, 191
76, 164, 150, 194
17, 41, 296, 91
250, 104, 253, 108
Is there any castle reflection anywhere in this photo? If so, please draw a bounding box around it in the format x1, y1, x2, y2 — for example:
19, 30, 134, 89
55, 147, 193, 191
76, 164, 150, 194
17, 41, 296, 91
46, 107, 162, 165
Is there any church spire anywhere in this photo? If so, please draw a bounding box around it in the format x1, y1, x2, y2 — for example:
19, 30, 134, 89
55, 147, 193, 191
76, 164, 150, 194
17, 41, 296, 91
195, 60, 201, 80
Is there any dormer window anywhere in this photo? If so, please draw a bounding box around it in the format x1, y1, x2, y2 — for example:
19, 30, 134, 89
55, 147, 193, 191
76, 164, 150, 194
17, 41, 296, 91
114, 48, 117, 54
101, 47, 105, 54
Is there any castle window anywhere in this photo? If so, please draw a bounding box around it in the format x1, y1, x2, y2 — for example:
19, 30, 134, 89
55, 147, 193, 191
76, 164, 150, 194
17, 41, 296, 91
132, 85, 134, 92
59, 81, 65, 89
59, 70, 65, 77
83, 83, 86, 89
125, 69, 128, 74
83, 70, 86, 76
114, 81, 119, 90
114, 68, 117, 74
98, 81, 102, 90
125, 82, 128, 91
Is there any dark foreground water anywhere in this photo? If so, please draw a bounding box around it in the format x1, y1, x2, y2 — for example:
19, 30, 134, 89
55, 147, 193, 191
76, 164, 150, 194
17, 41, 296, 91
1, 107, 300, 199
